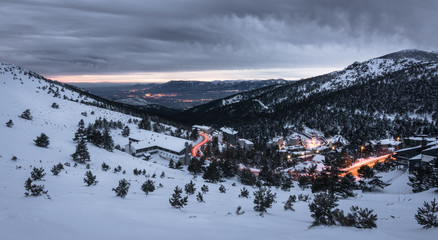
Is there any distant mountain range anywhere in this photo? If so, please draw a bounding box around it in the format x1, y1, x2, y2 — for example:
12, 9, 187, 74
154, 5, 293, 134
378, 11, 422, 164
177, 49, 438, 145
72, 79, 287, 109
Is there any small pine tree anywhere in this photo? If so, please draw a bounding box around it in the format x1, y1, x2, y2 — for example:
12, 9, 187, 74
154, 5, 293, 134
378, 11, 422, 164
239, 187, 249, 198
284, 195, 297, 211
101, 162, 110, 171
112, 179, 130, 198
141, 179, 155, 196
169, 186, 188, 209
253, 187, 276, 214
51, 163, 64, 176
415, 199, 438, 229
19, 109, 32, 120
196, 192, 204, 202
34, 133, 50, 148
73, 119, 86, 142
6, 119, 13, 127
219, 185, 226, 193
184, 180, 196, 195
121, 126, 130, 137
309, 192, 339, 226
24, 178, 47, 197
30, 167, 46, 181
83, 171, 98, 186
201, 184, 209, 194
72, 138, 90, 163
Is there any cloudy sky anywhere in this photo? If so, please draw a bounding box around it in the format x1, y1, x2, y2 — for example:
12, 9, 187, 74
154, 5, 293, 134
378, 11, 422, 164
1, 0, 437, 82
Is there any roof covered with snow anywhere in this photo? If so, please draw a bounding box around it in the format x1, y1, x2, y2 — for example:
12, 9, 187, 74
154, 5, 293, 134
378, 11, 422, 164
129, 130, 192, 153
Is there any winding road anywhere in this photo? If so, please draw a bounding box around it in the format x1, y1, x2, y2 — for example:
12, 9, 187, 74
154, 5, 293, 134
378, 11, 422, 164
191, 132, 209, 157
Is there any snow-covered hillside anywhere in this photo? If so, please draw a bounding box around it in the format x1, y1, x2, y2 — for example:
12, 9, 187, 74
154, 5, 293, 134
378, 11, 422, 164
0, 62, 437, 240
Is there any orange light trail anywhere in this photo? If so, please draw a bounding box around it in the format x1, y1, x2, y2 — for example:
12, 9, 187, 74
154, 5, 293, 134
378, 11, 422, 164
191, 132, 209, 157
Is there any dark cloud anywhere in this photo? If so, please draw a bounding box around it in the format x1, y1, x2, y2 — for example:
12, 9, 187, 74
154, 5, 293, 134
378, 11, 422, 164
0, 0, 437, 77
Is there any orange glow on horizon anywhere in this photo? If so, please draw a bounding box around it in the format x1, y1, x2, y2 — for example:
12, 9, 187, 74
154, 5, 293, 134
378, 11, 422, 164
47, 67, 339, 83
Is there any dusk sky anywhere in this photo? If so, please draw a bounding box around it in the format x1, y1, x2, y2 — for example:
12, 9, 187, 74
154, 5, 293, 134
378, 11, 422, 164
1, 0, 437, 82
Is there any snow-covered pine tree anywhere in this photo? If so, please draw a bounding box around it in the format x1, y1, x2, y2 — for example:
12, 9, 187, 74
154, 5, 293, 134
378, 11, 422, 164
30, 167, 46, 181
169, 186, 188, 209
72, 138, 90, 163
102, 129, 114, 152
73, 119, 86, 142
141, 179, 155, 196
203, 160, 222, 183
415, 198, 438, 229
112, 179, 130, 198
253, 187, 276, 214
309, 192, 339, 226
83, 171, 98, 186
184, 180, 196, 195
121, 126, 130, 137
24, 178, 47, 197
34, 133, 50, 148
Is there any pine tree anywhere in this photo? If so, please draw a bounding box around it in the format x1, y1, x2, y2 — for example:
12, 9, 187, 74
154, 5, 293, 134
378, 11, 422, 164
83, 171, 98, 186
24, 178, 47, 197
101, 162, 110, 171
72, 138, 90, 163
169, 186, 188, 209
415, 199, 438, 229
73, 119, 86, 142
19, 109, 32, 120
188, 157, 203, 175
203, 160, 222, 183
409, 164, 434, 193
6, 119, 13, 127
112, 179, 130, 198
253, 187, 276, 214
141, 179, 155, 196
122, 126, 130, 137
30, 167, 46, 181
201, 184, 209, 194
309, 192, 339, 226
138, 117, 151, 130
184, 180, 196, 195
34, 133, 50, 148
239, 168, 257, 186
102, 129, 114, 152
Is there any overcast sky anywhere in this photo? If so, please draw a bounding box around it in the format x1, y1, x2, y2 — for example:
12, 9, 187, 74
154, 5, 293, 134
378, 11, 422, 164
1, 0, 437, 82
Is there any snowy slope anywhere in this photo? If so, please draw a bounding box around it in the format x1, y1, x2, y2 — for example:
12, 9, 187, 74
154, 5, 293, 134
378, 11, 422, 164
0, 62, 437, 240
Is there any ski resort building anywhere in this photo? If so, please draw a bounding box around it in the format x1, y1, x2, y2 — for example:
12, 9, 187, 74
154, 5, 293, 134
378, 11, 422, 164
125, 131, 192, 164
